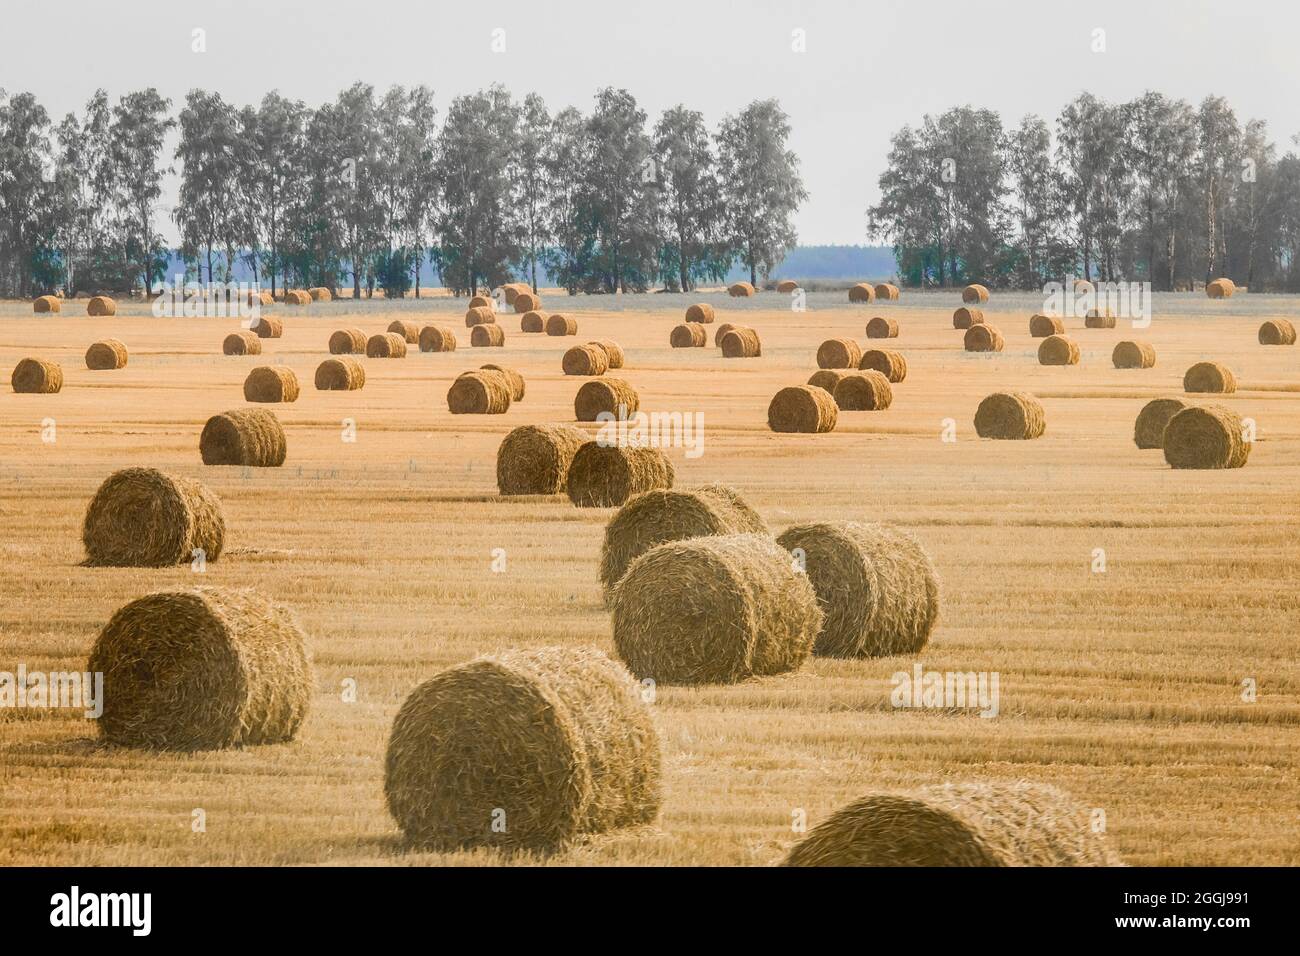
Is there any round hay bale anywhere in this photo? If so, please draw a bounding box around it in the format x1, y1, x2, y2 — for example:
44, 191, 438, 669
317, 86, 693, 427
308, 286, 332, 302
953, 307, 983, 330
865, 316, 898, 339
1206, 278, 1235, 299
253, 316, 283, 339
833, 370, 893, 411
1029, 314, 1065, 337
776, 279, 799, 294
563, 344, 608, 376
243, 365, 300, 403
1183, 361, 1236, 394
874, 283, 900, 301
418, 325, 457, 352
974, 392, 1045, 440
670, 323, 706, 348
200, 408, 286, 466
468, 294, 493, 309
82, 467, 225, 567
782, 782, 1121, 867
1112, 340, 1155, 369
776, 521, 939, 658
1163, 405, 1249, 469
33, 295, 60, 313
447, 370, 511, 414
314, 356, 365, 391
514, 292, 540, 313
685, 303, 715, 323
480, 363, 525, 401
471, 323, 505, 347
329, 328, 367, 354
546, 314, 577, 336
599, 484, 768, 595
11, 358, 62, 394
383, 646, 660, 853
465, 306, 496, 328
520, 310, 545, 333
807, 369, 852, 394
610, 533, 822, 684
713, 322, 741, 346
1037, 335, 1080, 366
858, 349, 907, 382
817, 338, 862, 369
720, 327, 762, 358
283, 289, 310, 305
387, 319, 419, 344
89, 587, 312, 750
769, 385, 838, 433
848, 283, 876, 303
366, 332, 408, 358
1084, 309, 1116, 329
497, 424, 589, 495
87, 295, 116, 316
575, 378, 640, 422
566, 442, 674, 508
1258, 319, 1296, 346
961, 283, 990, 304
727, 281, 755, 297
964, 324, 1004, 352
224, 331, 262, 356
86, 339, 128, 370
589, 340, 624, 369
1133, 398, 1189, 450
502, 285, 521, 305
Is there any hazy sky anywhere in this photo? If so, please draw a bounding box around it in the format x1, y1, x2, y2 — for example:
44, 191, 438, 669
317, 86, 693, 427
5, 0, 1297, 245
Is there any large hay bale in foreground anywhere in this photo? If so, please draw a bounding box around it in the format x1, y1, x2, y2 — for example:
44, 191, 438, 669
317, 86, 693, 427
86, 339, 128, 370
1184, 361, 1236, 393
546, 314, 577, 336
419, 325, 457, 352
817, 338, 862, 369
599, 484, 768, 595
89, 587, 312, 750
1112, 340, 1155, 369
962, 283, 990, 304
314, 356, 365, 391
769, 385, 838, 433
848, 283, 875, 303
514, 291, 540, 313
308, 286, 332, 302
200, 408, 287, 466
833, 370, 893, 410
566, 442, 674, 508
964, 324, 1004, 352
471, 323, 505, 347
520, 310, 545, 333
782, 782, 1121, 867
720, 327, 762, 358
670, 323, 706, 348
685, 303, 715, 323
974, 392, 1045, 439
11, 358, 62, 393
33, 295, 60, 313
1084, 309, 1116, 329
367, 332, 407, 358
1037, 335, 1080, 366
589, 339, 624, 369
329, 328, 367, 354
480, 363, 525, 401
447, 370, 511, 414
87, 295, 116, 316
496, 424, 589, 495
465, 306, 496, 327
865, 316, 898, 339
728, 281, 755, 297
1258, 319, 1296, 345
1133, 398, 1190, 450
807, 369, 852, 394
223, 331, 262, 355
562, 344, 609, 376
383, 646, 660, 853
776, 522, 939, 658
1206, 277, 1235, 299
1029, 314, 1064, 337
253, 316, 283, 339
82, 467, 225, 567
1163, 405, 1249, 469
575, 378, 639, 422
611, 533, 822, 684
387, 320, 419, 344
243, 365, 300, 403
874, 283, 900, 301
859, 348, 907, 382
952, 307, 983, 330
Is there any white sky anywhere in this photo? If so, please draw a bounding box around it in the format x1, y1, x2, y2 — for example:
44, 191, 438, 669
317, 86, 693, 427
5, 0, 1297, 245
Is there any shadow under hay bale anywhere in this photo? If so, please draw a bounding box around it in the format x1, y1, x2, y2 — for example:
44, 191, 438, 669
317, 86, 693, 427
329, 328, 367, 354
848, 282, 875, 303
447, 370, 511, 414
243, 365, 299, 403
859, 348, 907, 382
315, 357, 365, 391
387, 320, 419, 344
200, 408, 287, 466
82, 467, 225, 567
480, 363, 525, 401
670, 323, 706, 348
964, 324, 1004, 352
589, 340, 624, 369
1163, 405, 1250, 469
1258, 319, 1296, 345
685, 303, 715, 323
817, 338, 861, 369
974, 392, 1045, 439
1133, 398, 1189, 450
566, 442, 673, 507
575, 377, 639, 421
1112, 340, 1155, 369
962, 283, 990, 304
833, 370, 893, 410
223, 331, 262, 355
87, 295, 116, 316
562, 344, 609, 376
11, 358, 62, 393
865, 316, 898, 339
1029, 314, 1065, 337
86, 339, 128, 370
419, 325, 457, 352
253, 316, 282, 339
1038, 335, 1080, 366
496, 424, 589, 495
720, 327, 761, 357
768, 385, 837, 433
546, 314, 578, 336
470, 324, 505, 347
367, 332, 407, 358
953, 307, 983, 329
1183, 361, 1236, 394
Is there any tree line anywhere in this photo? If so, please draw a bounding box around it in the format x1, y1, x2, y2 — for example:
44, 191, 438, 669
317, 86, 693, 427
868, 92, 1300, 292
0, 84, 806, 300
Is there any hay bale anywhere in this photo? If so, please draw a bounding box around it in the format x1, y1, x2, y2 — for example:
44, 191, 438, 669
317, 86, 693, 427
243, 365, 300, 403
253, 316, 283, 339
33, 295, 60, 313
962, 283, 990, 304
775, 521, 939, 657
566, 442, 674, 508
768, 385, 838, 433
587, 340, 624, 370
1258, 319, 1296, 345
283, 290, 310, 305
223, 331, 262, 355
11, 358, 62, 394
1084, 309, 1116, 329
480, 363, 525, 401
1206, 278, 1235, 299
546, 314, 577, 336
848, 283, 876, 303
383, 645, 660, 853
468, 294, 493, 309
87, 295, 116, 316
858, 349, 907, 382
1133, 398, 1189, 450
465, 306, 496, 328
1029, 314, 1064, 337
610, 533, 821, 684
1037, 335, 1080, 366
471, 323, 505, 347
201, 408, 286, 466
314, 356, 365, 391
82, 467, 225, 567
776, 279, 799, 293
963, 324, 1004, 352
575, 378, 640, 422
418, 325, 457, 352
727, 281, 755, 297
720, 327, 761, 358
817, 338, 862, 369
563, 344, 609, 376
503, 284, 521, 305
447, 370, 511, 414
685, 303, 715, 323
308, 286, 332, 301
865, 316, 898, 339
1112, 340, 1155, 369
85, 339, 128, 370
833, 370, 893, 410
387, 320, 420, 344
670, 323, 706, 348
89, 587, 312, 750
807, 369, 852, 394
367, 332, 408, 358
1163, 405, 1249, 469
514, 292, 541, 313
497, 424, 589, 495
1183, 361, 1236, 393
329, 328, 367, 354
874, 283, 900, 301
782, 782, 1121, 867
953, 307, 983, 329
974, 392, 1045, 439
599, 484, 768, 595
713, 322, 741, 346
520, 310, 545, 333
